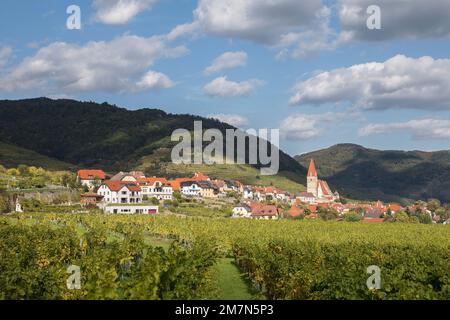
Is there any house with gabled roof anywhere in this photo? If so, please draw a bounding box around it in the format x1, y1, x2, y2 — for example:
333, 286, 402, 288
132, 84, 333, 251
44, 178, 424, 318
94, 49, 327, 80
77, 169, 106, 188
197, 180, 219, 198
110, 171, 138, 182
250, 205, 280, 220
137, 177, 173, 200
297, 192, 316, 204
180, 181, 202, 197
192, 172, 210, 181
97, 181, 142, 204
232, 203, 252, 218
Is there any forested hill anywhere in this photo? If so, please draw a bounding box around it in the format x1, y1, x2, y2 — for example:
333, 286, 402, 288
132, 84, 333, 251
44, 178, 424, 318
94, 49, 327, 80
296, 144, 450, 203
0, 98, 306, 187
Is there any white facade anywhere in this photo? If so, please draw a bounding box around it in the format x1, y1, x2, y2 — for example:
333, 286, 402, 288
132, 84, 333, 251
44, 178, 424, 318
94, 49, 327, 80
80, 179, 100, 189
15, 200, 23, 213
141, 182, 173, 200
181, 183, 202, 197
103, 204, 159, 215
243, 188, 253, 199
297, 193, 316, 204
97, 185, 142, 204
275, 193, 287, 202
232, 205, 251, 218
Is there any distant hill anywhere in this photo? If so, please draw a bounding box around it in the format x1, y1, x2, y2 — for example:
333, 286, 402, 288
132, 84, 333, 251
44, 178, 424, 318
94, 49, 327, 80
0, 142, 73, 170
296, 144, 450, 204
0, 98, 306, 191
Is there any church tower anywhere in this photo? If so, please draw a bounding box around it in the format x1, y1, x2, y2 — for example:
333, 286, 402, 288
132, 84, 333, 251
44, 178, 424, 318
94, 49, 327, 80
307, 159, 318, 197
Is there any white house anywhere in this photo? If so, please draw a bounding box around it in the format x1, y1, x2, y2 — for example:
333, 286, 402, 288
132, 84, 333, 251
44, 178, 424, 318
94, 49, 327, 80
180, 181, 202, 197
77, 170, 106, 189
275, 192, 288, 202
250, 205, 279, 220
97, 181, 142, 204
243, 187, 253, 200
232, 204, 252, 218
297, 192, 316, 204
103, 204, 159, 215
138, 178, 173, 200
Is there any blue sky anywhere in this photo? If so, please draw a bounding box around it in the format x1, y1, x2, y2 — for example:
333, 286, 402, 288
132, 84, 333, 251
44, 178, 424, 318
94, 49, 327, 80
1, 0, 450, 156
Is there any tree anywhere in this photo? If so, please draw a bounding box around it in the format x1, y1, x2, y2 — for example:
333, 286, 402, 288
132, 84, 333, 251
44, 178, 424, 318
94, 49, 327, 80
318, 207, 339, 221
344, 211, 362, 222
173, 191, 182, 201
417, 212, 432, 224
435, 208, 450, 222
92, 178, 102, 191
394, 211, 411, 223
427, 199, 441, 212
0, 195, 11, 214
6, 168, 19, 176
17, 165, 29, 176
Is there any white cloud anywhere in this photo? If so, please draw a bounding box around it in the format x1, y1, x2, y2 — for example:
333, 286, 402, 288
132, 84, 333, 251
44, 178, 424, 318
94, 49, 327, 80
0, 46, 12, 69
136, 71, 174, 91
338, 0, 450, 42
204, 51, 247, 75
359, 119, 450, 139
204, 76, 264, 98
0, 35, 188, 94
170, 0, 333, 58
166, 22, 200, 41
208, 113, 249, 127
193, 0, 324, 43
280, 112, 346, 140
290, 55, 450, 110
94, 0, 156, 25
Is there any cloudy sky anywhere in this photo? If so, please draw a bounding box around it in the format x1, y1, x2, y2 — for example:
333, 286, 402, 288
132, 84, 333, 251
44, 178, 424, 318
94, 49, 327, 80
1, 0, 450, 155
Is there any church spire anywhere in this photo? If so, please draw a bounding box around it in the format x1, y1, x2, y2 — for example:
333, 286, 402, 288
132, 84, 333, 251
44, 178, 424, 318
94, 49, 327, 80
307, 159, 317, 177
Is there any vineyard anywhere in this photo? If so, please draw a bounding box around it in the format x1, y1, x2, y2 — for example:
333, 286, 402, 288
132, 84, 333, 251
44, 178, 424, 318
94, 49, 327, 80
0, 213, 449, 300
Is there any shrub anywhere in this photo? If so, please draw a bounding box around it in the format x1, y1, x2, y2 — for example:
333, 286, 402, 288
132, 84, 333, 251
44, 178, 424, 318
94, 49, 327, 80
344, 211, 362, 222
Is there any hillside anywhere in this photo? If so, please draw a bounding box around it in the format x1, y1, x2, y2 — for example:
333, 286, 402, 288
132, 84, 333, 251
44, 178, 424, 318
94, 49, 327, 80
0, 142, 73, 170
0, 98, 306, 190
296, 144, 450, 204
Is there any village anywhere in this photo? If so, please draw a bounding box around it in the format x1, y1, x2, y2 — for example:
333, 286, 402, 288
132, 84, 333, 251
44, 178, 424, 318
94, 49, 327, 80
72, 159, 448, 224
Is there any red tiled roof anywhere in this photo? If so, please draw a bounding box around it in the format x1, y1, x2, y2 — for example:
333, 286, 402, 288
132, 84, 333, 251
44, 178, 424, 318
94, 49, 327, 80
287, 205, 304, 217
308, 205, 318, 213
318, 202, 330, 208
252, 205, 279, 217
166, 178, 193, 191
192, 172, 210, 181
307, 159, 317, 177
78, 170, 106, 180
388, 204, 402, 212
103, 181, 141, 192
318, 180, 331, 196
248, 201, 263, 213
